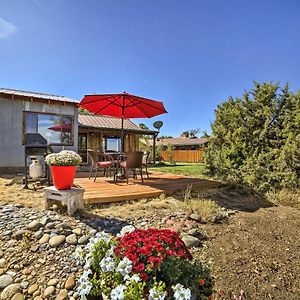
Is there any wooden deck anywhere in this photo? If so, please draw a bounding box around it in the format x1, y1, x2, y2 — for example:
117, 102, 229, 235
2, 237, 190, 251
74, 172, 221, 204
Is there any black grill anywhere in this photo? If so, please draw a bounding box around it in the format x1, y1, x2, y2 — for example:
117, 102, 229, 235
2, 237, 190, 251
24, 133, 53, 189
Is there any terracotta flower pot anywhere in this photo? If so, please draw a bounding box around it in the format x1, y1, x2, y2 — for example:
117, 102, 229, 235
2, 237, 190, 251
50, 165, 77, 190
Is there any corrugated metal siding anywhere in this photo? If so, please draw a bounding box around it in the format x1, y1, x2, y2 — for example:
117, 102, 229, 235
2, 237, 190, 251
78, 114, 143, 131
0, 97, 78, 168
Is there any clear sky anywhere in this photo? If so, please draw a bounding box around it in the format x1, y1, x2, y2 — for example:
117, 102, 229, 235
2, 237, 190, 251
1, 0, 300, 137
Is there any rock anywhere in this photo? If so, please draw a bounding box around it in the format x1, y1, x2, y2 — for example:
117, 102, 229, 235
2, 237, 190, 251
20, 281, 29, 289
47, 278, 59, 286
21, 268, 30, 275
13, 230, 30, 240
66, 234, 77, 245
187, 228, 199, 236
56, 290, 68, 300
0, 259, 5, 268
27, 220, 43, 231
39, 234, 50, 244
40, 216, 52, 225
78, 235, 89, 245
43, 286, 55, 298
49, 235, 66, 247
0, 283, 20, 300
182, 235, 201, 248
0, 250, 3, 258
72, 228, 82, 235
211, 212, 229, 224
189, 213, 201, 222
28, 283, 39, 295
11, 293, 24, 300
34, 231, 44, 239
0, 274, 13, 289
65, 276, 75, 290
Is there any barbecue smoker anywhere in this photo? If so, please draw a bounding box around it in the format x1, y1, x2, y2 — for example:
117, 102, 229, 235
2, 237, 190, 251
24, 133, 53, 189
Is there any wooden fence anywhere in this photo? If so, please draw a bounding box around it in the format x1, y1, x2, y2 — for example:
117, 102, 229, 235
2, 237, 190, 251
161, 149, 204, 163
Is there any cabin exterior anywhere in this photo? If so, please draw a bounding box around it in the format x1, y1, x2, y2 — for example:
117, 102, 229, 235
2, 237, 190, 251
0, 88, 79, 174
0, 88, 155, 173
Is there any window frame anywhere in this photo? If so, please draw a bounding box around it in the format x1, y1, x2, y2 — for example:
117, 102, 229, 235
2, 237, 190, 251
22, 111, 74, 146
103, 135, 122, 152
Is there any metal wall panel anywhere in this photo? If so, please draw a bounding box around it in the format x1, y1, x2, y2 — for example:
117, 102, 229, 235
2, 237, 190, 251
0, 97, 78, 167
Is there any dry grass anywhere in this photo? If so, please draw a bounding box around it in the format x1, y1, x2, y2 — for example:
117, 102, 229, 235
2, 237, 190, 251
266, 189, 300, 208
0, 177, 44, 209
181, 198, 221, 221
86, 197, 184, 219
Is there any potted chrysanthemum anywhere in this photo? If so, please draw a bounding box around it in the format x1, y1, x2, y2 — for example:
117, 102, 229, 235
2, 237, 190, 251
75, 226, 213, 300
45, 150, 82, 190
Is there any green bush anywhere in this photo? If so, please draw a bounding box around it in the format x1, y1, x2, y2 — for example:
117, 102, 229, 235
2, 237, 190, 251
205, 82, 300, 192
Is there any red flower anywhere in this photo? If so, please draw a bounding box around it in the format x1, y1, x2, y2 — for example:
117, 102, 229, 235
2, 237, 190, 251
199, 278, 206, 286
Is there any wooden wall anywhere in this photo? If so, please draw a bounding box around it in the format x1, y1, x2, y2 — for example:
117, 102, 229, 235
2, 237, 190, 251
161, 149, 204, 163
79, 128, 140, 153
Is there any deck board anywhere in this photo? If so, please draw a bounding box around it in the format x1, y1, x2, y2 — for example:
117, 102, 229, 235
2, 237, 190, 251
74, 172, 221, 204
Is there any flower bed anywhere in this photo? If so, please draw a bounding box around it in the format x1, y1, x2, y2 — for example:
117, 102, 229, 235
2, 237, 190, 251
76, 226, 213, 300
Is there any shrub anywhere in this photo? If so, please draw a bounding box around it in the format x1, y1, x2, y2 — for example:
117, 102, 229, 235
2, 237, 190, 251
206, 82, 300, 192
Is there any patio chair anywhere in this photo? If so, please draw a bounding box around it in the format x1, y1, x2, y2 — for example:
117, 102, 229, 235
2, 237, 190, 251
119, 151, 144, 184
87, 149, 113, 182
142, 151, 150, 179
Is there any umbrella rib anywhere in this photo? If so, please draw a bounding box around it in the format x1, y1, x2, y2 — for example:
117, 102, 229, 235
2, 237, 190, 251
129, 94, 167, 114
93, 98, 120, 115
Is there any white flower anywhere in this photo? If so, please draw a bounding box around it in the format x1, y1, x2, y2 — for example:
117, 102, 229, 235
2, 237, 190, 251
110, 284, 127, 300
148, 287, 167, 300
77, 278, 92, 298
117, 225, 135, 237
172, 284, 191, 300
96, 231, 112, 243
100, 256, 115, 272
105, 245, 115, 257
124, 273, 141, 285
116, 257, 133, 276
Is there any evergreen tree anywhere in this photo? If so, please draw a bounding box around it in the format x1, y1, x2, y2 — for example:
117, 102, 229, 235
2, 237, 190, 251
206, 82, 300, 192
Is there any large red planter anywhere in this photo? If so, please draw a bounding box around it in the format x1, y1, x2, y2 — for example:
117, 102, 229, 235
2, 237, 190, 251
50, 166, 77, 190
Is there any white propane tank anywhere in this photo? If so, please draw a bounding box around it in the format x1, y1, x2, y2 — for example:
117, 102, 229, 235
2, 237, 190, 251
29, 159, 43, 179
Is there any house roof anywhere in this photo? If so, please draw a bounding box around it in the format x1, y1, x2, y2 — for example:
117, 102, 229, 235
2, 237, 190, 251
78, 114, 157, 134
0, 88, 78, 105
156, 137, 208, 146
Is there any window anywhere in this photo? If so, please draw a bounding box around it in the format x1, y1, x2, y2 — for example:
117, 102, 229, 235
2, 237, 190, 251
103, 136, 121, 152
24, 112, 73, 145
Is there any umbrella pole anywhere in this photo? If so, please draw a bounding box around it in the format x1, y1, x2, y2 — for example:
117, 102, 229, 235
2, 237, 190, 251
121, 96, 125, 152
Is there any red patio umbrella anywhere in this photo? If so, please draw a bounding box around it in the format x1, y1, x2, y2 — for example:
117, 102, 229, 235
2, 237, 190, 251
79, 92, 167, 150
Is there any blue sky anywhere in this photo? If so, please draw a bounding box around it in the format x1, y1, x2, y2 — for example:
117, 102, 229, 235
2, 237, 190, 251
1, 0, 300, 137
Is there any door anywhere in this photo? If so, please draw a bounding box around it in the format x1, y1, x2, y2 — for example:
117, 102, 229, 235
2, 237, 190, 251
78, 133, 88, 163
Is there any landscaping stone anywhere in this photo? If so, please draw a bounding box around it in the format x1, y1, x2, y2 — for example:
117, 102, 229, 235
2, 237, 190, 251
66, 234, 77, 245
43, 286, 55, 297
0, 274, 13, 288
182, 235, 201, 248
0, 259, 5, 268
189, 213, 201, 222
11, 293, 24, 300
39, 233, 50, 244
65, 276, 75, 290
0, 283, 20, 300
27, 220, 43, 231
49, 235, 66, 247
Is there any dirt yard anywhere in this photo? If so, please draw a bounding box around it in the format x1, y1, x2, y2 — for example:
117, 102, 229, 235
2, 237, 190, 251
0, 176, 300, 299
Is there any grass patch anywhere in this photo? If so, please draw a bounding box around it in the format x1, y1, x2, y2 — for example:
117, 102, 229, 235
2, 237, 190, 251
149, 162, 207, 178
181, 198, 221, 221
266, 189, 300, 208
